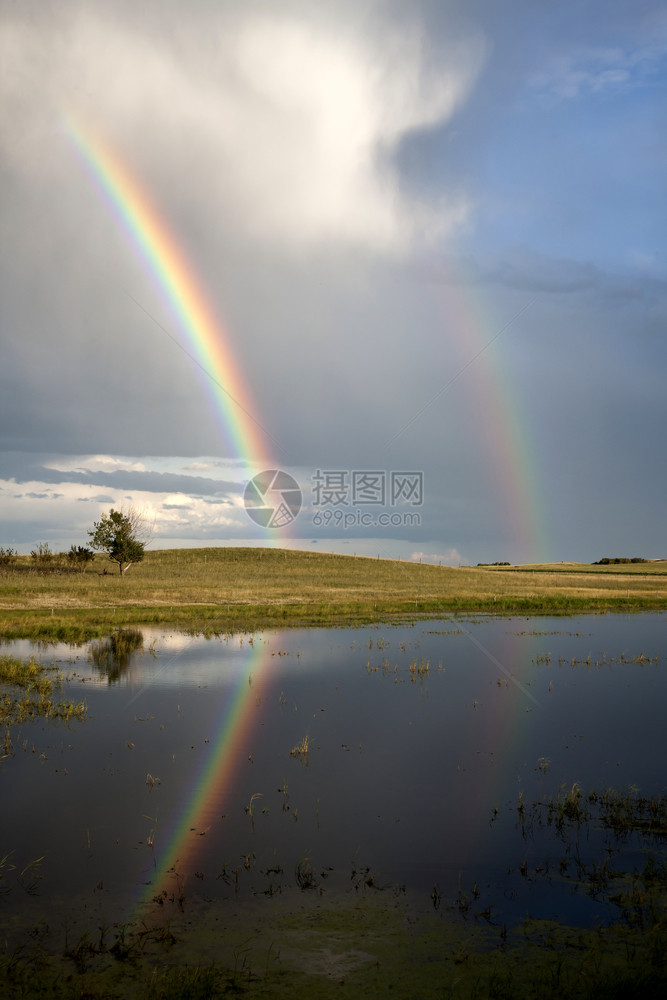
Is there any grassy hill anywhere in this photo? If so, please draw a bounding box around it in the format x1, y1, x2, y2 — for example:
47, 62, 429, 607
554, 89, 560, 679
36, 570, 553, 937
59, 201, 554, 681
0, 547, 665, 641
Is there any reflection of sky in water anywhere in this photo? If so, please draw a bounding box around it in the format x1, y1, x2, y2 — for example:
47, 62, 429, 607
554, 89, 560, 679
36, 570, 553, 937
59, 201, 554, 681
1, 614, 665, 932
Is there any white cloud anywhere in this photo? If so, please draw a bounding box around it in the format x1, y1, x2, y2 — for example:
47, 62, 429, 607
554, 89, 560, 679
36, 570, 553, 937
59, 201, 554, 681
411, 548, 462, 566
0, 473, 246, 549
1, 5, 483, 253
227, 14, 481, 249
43, 456, 148, 475
162, 494, 193, 509
183, 461, 217, 472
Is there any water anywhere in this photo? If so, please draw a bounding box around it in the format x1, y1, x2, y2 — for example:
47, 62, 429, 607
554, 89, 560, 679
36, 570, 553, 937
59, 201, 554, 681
1, 614, 665, 941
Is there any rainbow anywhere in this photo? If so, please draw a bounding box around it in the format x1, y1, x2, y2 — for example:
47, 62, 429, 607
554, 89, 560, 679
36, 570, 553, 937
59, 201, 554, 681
430, 276, 547, 564
61, 113, 271, 473
62, 115, 544, 563
61, 115, 548, 917
135, 638, 276, 913
62, 115, 285, 914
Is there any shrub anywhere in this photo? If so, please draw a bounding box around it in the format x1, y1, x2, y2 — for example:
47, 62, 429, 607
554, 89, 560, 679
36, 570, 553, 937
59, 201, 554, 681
67, 545, 95, 572
30, 542, 53, 568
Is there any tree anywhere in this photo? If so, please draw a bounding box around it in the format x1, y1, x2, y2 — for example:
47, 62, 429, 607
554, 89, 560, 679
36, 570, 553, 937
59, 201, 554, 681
88, 507, 152, 576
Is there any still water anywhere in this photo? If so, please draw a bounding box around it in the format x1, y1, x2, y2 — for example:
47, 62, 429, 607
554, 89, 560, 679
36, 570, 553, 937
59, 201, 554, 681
1, 614, 665, 938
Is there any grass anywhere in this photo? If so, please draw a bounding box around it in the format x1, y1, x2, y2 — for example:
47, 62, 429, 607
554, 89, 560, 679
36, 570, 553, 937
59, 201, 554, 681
0, 654, 54, 693
0, 548, 665, 641
542, 784, 667, 838
1, 888, 666, 998
290, 734, 311, 758
511, 786, 667, 945
0, 654, 86, 725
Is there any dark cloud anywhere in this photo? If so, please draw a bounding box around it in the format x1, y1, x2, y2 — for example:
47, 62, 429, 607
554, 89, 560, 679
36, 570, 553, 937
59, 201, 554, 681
0, 453, 242, 498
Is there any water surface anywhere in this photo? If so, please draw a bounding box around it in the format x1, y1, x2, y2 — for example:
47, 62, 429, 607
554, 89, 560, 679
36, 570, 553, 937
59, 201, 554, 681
1, 613, 665, 940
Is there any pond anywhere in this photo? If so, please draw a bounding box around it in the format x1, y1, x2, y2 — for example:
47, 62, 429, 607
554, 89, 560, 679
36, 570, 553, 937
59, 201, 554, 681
1, 613, 666, 992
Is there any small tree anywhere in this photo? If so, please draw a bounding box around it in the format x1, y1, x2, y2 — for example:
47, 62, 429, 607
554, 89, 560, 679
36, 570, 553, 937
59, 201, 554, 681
88, 508, 151, 576
67, 545, 95, 573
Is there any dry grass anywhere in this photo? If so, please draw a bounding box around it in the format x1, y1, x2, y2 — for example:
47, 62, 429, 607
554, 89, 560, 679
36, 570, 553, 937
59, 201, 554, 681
0, 548, 665, 640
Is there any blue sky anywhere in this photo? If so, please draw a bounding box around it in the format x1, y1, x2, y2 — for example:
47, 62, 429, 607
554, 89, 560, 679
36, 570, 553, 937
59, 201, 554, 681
0, 0, 665, 564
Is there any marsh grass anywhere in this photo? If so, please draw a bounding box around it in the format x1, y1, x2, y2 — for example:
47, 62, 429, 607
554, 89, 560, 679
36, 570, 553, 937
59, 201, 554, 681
509, 786, 667, 943
90, 627, 144, 680
17, 856, 44, 895
533, 784, 667, 838
0, 654, 86, 725
409, 657, 429, 677
0, 654, 54, 690
592, 787, 667, 837
1, 549, 665, 640
289, 734, 311, 759
0, 851, 15, 896
294, 854, 317, 890
0, 879, 666, 998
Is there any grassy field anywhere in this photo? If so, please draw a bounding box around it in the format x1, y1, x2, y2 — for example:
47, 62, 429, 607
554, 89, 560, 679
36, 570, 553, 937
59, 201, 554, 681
0, 548, 665, 641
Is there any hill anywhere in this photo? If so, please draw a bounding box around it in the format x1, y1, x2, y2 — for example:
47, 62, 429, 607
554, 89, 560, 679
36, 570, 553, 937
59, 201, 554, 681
0, 548, 665, 641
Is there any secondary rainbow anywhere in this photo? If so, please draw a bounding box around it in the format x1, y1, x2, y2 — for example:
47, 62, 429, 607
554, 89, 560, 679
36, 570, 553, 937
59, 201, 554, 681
62, 113, 271, 472
430, 276, 547, 563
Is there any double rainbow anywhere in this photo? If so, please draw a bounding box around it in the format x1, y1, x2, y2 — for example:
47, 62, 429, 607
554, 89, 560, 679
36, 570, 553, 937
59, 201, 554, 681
63, 114, 546, 918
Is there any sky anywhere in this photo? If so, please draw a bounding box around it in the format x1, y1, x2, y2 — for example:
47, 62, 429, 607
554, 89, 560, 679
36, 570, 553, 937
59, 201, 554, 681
1, 0, 665, 565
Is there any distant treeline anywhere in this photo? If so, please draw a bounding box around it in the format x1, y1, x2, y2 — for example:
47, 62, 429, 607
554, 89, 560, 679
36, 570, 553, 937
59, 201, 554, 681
477, 561, 511, 566
594, 557, 648, 564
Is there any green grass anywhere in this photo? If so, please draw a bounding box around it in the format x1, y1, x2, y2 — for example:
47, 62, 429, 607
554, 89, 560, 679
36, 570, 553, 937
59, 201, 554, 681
0, 547, 665, 641
485, 559, 667, 576
0, 654, 54, 693
0, 654, 86, 726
